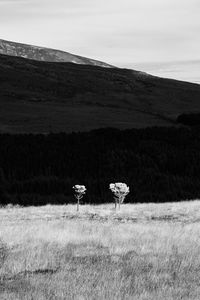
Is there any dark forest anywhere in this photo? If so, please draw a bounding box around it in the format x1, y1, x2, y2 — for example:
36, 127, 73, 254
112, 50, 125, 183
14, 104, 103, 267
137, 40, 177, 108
1, 126, 200, 205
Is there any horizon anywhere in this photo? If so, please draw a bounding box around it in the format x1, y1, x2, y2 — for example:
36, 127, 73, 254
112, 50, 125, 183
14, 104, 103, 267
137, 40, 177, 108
1, 37, 199, 84
0, 0, 199, 83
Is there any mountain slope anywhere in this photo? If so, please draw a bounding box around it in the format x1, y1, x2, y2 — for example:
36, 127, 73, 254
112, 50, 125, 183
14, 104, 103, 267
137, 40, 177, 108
132, 60, 200, 84
0, 39, 112, 67
0, 53, 200, 133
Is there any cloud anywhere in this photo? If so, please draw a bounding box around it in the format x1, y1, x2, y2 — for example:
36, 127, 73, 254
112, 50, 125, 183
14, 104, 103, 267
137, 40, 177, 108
0, 0, 28, 4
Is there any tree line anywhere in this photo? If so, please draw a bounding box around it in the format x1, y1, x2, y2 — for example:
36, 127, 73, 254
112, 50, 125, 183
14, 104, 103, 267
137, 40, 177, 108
1, 126, 200, 206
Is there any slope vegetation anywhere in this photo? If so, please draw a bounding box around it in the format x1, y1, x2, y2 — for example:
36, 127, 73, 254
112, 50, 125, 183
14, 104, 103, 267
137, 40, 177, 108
0, 54, 200, 133
0, 38, 112, 67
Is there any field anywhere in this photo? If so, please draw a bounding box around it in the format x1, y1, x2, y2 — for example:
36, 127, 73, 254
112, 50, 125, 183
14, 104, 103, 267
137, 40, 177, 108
0, 202, 200, 299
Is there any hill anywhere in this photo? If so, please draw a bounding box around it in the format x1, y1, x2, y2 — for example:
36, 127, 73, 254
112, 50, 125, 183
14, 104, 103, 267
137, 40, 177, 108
0, 53, 200, 133
0, 39, 112, 67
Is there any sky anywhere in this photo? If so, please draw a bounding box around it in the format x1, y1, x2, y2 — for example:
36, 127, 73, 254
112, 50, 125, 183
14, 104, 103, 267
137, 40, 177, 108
0, 0, 199, 83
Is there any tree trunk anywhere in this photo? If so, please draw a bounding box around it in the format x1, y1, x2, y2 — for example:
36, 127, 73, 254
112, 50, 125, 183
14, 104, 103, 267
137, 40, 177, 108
77, 197, 80, 212
115, 200, 117, 210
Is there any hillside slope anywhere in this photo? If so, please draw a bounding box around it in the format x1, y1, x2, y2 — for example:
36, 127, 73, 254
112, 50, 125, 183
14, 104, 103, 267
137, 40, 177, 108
0, 53, 200, 133
0, 39, 112, 67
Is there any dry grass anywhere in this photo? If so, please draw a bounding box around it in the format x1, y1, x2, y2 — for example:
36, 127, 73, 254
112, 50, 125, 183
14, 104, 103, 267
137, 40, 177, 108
0, 201, 200, 299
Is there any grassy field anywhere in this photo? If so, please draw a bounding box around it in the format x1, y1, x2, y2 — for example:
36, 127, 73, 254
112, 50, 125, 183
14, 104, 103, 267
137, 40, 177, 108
0, 202, 200, 299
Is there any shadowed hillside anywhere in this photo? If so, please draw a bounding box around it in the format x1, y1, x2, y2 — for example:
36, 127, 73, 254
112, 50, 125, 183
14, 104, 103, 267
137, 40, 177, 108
0, 53, 200, 133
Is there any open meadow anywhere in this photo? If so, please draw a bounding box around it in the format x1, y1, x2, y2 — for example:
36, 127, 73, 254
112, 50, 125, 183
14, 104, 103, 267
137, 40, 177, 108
0, 201, 200, 299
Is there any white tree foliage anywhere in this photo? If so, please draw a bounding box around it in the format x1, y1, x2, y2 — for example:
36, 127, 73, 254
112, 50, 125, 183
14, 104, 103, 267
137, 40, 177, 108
109, 182, 130, 209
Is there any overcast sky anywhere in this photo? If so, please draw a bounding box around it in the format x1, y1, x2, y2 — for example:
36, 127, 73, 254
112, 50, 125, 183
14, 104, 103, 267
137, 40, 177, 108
0, 0, 199, 82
